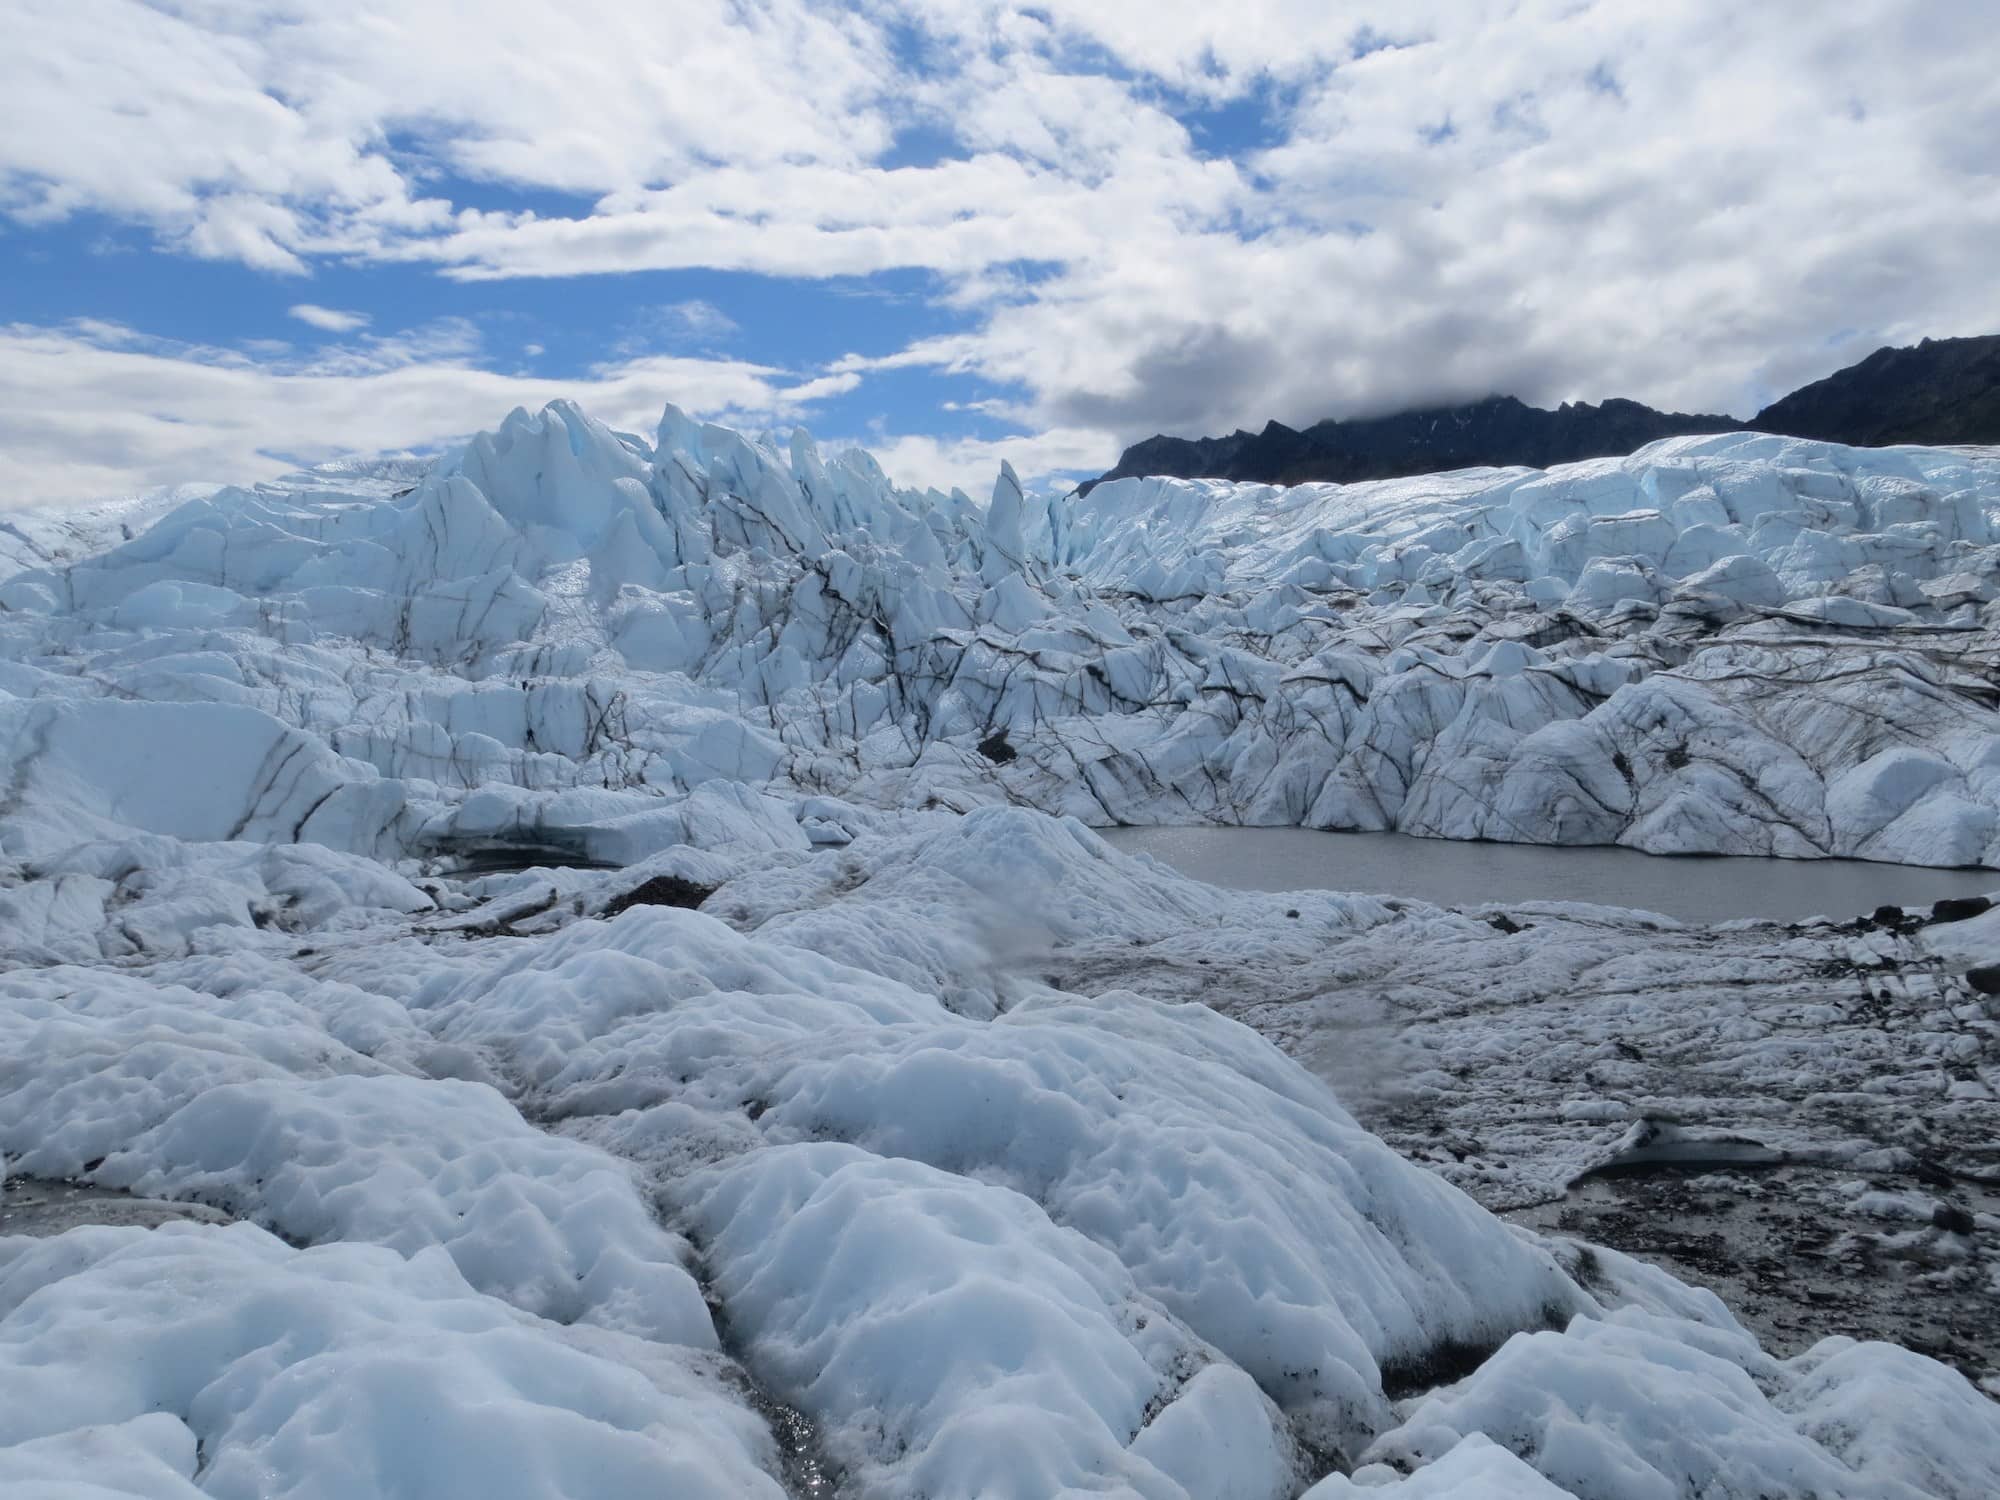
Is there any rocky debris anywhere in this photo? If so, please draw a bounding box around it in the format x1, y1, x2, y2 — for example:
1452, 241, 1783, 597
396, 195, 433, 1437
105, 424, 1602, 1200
1509, 1167, 2000, 1387
1931, 895, 1993, 924
0, 1177, 233, 1236
602, 873, 717, 915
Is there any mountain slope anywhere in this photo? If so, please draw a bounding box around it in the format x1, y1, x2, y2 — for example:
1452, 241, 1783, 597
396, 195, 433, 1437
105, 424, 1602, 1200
1751, 333, 2000, 447
1092, 334, 2000, 490
1093, 395, 1738, 491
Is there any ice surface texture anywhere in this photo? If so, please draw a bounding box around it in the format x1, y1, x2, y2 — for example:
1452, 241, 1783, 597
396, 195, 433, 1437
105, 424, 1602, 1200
6, 811, 1997, 1495
4, 403, 2000, 869
3, 404, 1998, 1496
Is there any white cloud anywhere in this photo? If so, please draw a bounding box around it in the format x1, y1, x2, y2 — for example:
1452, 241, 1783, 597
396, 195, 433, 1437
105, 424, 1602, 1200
655, 299, 738, 341
611, 299, 742, 356
288, 304, 372, 333
848, 423, 1115, 497
839, 0, 2000, 441
6, 0, 1998, 494
0, 321, 869, 508
0, 0, 890, 269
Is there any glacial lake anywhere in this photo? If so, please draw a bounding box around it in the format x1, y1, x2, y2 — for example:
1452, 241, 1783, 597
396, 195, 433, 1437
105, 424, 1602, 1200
1099, 826, 1999, 924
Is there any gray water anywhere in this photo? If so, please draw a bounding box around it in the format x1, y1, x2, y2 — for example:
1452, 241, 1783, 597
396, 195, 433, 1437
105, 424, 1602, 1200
1101, 826, 1998, 924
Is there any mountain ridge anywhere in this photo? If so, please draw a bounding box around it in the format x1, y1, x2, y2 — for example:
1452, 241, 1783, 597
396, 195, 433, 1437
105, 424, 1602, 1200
1085, 332, 2000, 492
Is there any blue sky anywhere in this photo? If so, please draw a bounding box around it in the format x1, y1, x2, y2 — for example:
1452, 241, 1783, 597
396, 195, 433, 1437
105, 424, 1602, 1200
10, 212, 1013, 451
2, 1, 1995, 506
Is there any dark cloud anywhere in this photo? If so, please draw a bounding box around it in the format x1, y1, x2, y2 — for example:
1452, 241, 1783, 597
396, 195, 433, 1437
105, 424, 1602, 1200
1046, 326, 1271, 436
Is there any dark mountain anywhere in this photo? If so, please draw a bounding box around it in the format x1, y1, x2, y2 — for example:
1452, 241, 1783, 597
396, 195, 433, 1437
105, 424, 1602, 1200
1089, 396, 1737, 492
1749, 334, 2000, 448
1084, 333, 2000, 492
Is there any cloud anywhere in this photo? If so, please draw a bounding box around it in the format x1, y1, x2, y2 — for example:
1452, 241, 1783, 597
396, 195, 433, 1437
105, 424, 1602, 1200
832, 1, 2000, 443
0, 0, 890, 269
7, 0, 1998, 494
611, 299, 741, 356
847, 424, 1116, 497
652, 299, 738, 342
288, 304, 372, 333
0, 321, 870, 508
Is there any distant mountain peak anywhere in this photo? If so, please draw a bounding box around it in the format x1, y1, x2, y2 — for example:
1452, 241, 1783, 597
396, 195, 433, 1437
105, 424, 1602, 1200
1750, 332, 2000, 448
1086, 332, 2000, 492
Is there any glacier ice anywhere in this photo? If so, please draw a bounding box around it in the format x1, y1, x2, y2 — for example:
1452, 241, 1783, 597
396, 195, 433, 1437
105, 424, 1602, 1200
2, 398, 1998, 1497
3, 401, 1999, 868
0, 1224, 784, 1500
1359, 1310, 2000, 1500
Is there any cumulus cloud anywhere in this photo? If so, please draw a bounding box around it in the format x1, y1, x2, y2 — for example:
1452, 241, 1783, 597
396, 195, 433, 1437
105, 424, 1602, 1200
845, 424, 1115, 498
855, 0, 2000, 443
6, 0, 1997, 498
288, 304, 372, 333
0, 322, 866, 508
0, 0, 887, 269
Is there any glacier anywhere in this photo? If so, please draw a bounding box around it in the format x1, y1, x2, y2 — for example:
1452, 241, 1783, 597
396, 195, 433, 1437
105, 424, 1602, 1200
1, 398, 1997, 1498
5, 399, 2000, 871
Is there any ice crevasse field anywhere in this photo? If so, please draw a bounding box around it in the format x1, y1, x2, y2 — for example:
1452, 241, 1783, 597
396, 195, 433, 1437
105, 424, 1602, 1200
0, 397, 1998, 1497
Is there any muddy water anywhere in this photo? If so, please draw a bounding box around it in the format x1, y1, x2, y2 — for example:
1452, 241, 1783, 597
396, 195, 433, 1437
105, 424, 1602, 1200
1102, 826, 1998, 924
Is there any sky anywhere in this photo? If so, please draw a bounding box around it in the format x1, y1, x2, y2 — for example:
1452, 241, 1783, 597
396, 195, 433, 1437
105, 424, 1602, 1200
3, 0, 1997, 508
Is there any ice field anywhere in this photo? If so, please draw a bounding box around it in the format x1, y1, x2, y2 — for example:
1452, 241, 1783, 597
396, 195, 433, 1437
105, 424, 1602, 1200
2, 399, 1997, 1496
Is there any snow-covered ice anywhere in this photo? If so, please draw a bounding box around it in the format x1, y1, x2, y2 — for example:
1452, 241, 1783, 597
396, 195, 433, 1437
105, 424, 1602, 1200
0, 1225, 784, 1500
2, 398, 1998, 1496
1360, 1310, 2000, 1500
6, 402, 2000, 869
